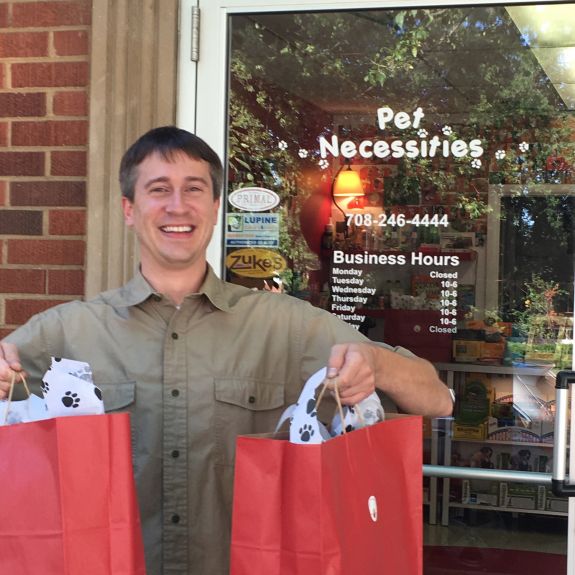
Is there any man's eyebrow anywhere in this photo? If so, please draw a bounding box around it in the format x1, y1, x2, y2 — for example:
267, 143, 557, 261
143, 176, 209, 188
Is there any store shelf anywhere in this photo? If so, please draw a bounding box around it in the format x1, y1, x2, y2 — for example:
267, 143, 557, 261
451, 438, 554, 448
435, 362, 551, 376
434, 363, 562, 527
449, 502, 567, 517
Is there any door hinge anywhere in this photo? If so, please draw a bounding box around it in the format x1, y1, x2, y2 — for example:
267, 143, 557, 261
191, 6, 200, 62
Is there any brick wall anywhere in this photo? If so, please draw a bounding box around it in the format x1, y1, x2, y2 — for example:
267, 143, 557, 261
0, 0, 91, 339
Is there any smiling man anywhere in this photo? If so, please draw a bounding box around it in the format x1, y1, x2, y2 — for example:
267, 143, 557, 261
0, 126, 452, 575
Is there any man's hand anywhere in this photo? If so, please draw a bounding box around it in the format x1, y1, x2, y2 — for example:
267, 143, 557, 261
325, 342, 378, 405
0, 342, 24, 399
325, 341, 453, 417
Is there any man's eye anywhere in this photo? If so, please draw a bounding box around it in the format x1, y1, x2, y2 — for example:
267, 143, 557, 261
150, 187, 169, 194
186, 187, 203, 193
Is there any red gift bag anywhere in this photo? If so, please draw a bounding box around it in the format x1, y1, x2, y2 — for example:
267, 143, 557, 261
0, 413, 146, 575
230, 414, 423, 575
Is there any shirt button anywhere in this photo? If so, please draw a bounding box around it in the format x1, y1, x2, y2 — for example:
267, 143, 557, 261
171, 514, 180, 524
248, 396, 256, 404
171, 450, 180, 458
171, 332, 179, 340
171, 389, 180, 397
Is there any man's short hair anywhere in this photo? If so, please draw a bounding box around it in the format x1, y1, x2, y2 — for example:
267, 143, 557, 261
119, 126, 224, 201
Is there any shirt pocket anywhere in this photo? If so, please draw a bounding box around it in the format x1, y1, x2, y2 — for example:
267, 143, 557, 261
213, 378, 285, 466
99, 381, 136, 412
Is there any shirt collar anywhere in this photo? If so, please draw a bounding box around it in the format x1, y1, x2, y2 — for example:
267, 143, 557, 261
102, 265, 233, 313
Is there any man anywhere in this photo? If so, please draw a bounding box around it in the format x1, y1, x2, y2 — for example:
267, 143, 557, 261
0, 126, 452, 574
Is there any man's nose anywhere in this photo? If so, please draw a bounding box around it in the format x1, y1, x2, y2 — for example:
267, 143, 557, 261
165, 190, 187, 212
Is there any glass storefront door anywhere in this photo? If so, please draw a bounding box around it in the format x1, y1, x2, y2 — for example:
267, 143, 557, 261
189, 1, 575, 572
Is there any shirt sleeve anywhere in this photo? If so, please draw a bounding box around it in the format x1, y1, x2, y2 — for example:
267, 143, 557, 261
3, 309, 61, 397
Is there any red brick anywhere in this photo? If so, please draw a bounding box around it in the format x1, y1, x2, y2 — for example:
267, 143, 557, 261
7, 239, 85, 265
49, 209, 85, 235
53, 90, 87, 116
5, 298, 69, 325
48, 269, 84, 295
0, 210, 43, 235
0, 93, 46, 118
12, 2, 92, 28
53, 30, 88, 56
12, 120, 88, 146
12, 62, 89, 88
0, 32, 49, 58
0, 5, 8, 28
0, 152, 45, 176
0, 123, 7, 147
0, 64, 5, 89
0, 329, 16, 340
0, 181, 5, 205
51, 150, 87, 176
11, 181, 85, 206
0, 269, 46, 294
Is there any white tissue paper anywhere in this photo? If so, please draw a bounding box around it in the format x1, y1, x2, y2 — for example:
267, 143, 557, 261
1, 357, 104, 426
277, 367, 385, 444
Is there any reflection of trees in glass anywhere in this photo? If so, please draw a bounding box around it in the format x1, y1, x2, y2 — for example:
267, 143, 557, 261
499, 196, 574, 321
228, 6, 574, 293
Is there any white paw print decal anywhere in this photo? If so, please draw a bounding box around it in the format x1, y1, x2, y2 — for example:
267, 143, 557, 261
495, 150, 506, 160
318, 159, 329, 170
298, 149, 308, 158
278, 140, 288, 151
471, 158, 482, 169
519, 141, 529, 153
442, 125, 453, 136
417, 128, 428, 138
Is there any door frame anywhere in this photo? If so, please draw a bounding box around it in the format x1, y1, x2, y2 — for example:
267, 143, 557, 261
180, 1, 575, 569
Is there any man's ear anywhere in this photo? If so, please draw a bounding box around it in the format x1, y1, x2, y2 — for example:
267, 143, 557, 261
122, 196, 134, 226
212, 197, 221, 225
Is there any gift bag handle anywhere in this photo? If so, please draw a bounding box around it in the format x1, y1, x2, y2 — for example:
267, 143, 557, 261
3, 371, 31, 425
316, 377, 366, 434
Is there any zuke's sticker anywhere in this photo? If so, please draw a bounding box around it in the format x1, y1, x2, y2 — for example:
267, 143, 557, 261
368, 495, 378, 522
226, 247, 287, 278
229, 187, 280, 212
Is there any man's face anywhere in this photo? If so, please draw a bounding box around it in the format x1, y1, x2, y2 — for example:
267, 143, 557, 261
122, 152, 220, 274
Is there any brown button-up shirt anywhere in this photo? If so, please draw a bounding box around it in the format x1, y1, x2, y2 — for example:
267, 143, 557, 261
5, 266, 408, 574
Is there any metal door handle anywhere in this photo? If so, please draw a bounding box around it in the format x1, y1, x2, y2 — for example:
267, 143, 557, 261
552, 370, 575, 497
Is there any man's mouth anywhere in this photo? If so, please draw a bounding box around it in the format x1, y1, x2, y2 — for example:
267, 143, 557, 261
160, 225, 194, 233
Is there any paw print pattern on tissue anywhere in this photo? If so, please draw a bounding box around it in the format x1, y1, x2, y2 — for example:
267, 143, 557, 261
471, 159, 482, 169
62, 391, 80, 408
442, 125, 453, 136
495, 150, 506, 160
298, 149, 308, 158
299, 424, 315, 442
306, 398, 317, 417
417, 128, 428, 138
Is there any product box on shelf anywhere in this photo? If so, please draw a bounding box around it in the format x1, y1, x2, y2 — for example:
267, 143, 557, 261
453, 423, 487, 440
461, 479, 499, 506
501, 483, 538, 510
546, 497, 568, 513
454, 374, 494, 427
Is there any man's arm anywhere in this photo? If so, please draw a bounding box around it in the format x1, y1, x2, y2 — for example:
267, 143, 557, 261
325, 342, 453, 418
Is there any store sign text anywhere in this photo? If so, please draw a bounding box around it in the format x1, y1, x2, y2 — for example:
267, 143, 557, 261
229, 187, 280, 212
226, 247, 287, 278
319, 106, 483, 161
